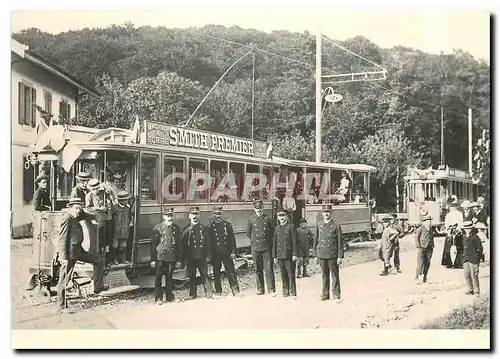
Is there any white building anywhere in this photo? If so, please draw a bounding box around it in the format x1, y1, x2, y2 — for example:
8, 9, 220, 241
11, 39, 100, 238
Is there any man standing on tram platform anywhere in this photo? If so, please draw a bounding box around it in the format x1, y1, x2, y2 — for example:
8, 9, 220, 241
313, 204, 344, 302
247, 199, 276, 295
56, 198, 109, 314
71, 172, 92, 204
209, 206, 241, 297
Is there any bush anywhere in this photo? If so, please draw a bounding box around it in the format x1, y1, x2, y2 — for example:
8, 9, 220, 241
420, 294, 490, 329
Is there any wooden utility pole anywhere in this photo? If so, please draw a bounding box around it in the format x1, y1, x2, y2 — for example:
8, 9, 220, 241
315, 29, 322, 163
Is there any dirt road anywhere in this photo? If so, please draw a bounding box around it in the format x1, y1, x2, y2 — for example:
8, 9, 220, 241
12, 236, 490, 330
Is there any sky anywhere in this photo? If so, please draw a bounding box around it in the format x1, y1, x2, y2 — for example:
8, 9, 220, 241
10, 9, 490, 61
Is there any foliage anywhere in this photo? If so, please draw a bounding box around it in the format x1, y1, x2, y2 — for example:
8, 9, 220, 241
420, 294, 490, 329
12, 23, 491, 209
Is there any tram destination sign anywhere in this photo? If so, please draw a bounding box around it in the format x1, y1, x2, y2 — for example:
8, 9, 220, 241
144, 121, 268, 158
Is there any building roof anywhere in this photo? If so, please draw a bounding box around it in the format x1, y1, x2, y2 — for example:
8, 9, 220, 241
11, 39, 100, 99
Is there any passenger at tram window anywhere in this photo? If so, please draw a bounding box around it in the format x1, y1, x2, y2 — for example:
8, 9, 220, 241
33, 174, 51, 211
228, 163, 244, 201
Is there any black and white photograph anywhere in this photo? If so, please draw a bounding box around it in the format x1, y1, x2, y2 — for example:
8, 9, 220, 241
8, 7, 491, 349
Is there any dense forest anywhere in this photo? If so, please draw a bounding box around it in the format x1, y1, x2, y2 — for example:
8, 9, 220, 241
12, 23, 491, 210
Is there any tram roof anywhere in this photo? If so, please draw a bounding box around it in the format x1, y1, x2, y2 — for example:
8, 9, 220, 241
404, 167, 481, 184
272, 156, 377, 173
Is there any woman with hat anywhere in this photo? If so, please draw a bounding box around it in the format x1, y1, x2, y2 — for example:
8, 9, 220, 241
86, 179, 114, 266
32, 174, 51, 211
441, 203, 464, 269
111, 190, 134, 264
461, 221, 483, 296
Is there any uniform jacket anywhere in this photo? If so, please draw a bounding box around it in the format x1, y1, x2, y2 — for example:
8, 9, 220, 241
246, 214, 274, 252
32, 188, 50, 211
57, 211, 89, 261
181, 222, 212, 260
151, 222, 181, 262
314, 220, 344, 259
296, 227, 313, 257
112, 204, 133, 239
462, 232, 483, 265
414, 225, 434, 249
272, 222, 297, 259
70, 186, 88, 204
209, 219, 236, 256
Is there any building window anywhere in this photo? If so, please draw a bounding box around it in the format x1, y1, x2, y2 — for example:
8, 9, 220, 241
44, 90, 52, 115
163, 157, 186, 203
59, 100, 71, 122
18, 82, 36, 127
141, 155, 158, 202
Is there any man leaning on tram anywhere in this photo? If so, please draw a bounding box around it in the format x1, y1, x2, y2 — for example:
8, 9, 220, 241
56, 198, 109, 314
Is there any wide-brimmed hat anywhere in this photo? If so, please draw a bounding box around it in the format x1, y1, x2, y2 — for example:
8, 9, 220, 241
189, 206, 200, 214
67, 197, 83, 207
470, 202, 480, 208
87, 179, 101, 190
76, 172, 91, 181
462, 220, 474, 229
322, 204, 332, 212
475, 222, 487, 230
253, 200, 264, 209
299, 218, 307, 224
461, 200, 471, 209
113, 173, 123, 181
213, 206, 223, 214
117, 190, 131, 200
421, 215, 432, 222
34, 174, 49, 185
381, 215, 393, 223
163, 207, 174, 216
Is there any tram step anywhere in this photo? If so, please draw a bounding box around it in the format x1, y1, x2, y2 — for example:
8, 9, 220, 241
103, 268, 132, 289
95, 284, 140, 297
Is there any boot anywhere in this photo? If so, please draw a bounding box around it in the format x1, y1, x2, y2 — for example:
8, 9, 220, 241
297, 266, 302, 278
302, 266, 309, 277
110, 248, 119, 265
379, 264, 389, 276
119, 247, 131, 264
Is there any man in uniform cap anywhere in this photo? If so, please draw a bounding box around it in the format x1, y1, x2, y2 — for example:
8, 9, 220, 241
296, 218, 314, 278
32, 174, 51, 211
273, 209, 298, 298
414, 215, 435, 283
71, 172, 92, 204
246, 199, 276, 295
151, 207, 181, 304
56, 198, 108, 313
181, 207, 215, 299
209, 206, 241, 296
313, 204, 344, 302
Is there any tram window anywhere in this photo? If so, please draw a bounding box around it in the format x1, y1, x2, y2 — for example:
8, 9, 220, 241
246, 164, 261, 201
106, 154, 135, 195
210, 160, 227, 202
352, 172, 367, 203
141, 155, 158, 202
263, 166, 273, 200
188, 159, 209, 203
228, 162, 244, 202
56, 165, 74, 200
164, 157, 186, 203
307, 168, 327, 204
331, 170, 351, 203
80, 162, 100, 182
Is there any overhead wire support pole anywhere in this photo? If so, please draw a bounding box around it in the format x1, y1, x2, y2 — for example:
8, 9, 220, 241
252, 51, 255, 140
315, 29, 322, 163
184, 47, 254, 128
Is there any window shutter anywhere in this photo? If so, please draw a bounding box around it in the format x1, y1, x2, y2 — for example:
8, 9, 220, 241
31, 88, 37, 127
25, 85, 32, 126
18, 82, 25, 125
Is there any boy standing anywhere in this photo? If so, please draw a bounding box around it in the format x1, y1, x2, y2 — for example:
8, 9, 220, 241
272, 209, 298, 298
296, 218, 313, 278
112, 191, 133, 264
